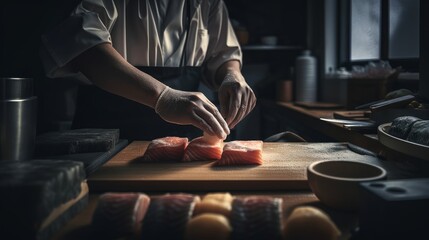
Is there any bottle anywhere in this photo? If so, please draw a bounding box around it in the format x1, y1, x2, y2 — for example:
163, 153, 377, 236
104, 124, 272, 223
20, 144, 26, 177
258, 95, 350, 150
276, 67, 294, 102
295, 50, 317, 102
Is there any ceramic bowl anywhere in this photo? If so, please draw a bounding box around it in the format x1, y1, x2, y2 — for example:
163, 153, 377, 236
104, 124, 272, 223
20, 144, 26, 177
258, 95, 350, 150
307, 160, 387, 211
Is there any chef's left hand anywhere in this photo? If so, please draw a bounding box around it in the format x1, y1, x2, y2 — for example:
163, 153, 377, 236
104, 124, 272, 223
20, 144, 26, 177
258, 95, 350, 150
218, 71, 256, 129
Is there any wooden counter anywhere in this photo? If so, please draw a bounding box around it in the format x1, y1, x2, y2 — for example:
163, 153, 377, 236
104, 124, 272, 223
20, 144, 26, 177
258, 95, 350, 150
260, 100, 382, 154
51, 139, 424, 240
87, 141, 387, 192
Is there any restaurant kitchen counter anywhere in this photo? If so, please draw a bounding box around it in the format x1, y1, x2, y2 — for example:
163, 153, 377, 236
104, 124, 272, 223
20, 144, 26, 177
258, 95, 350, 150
50, 140, 424, 240
259, 100, 382, 154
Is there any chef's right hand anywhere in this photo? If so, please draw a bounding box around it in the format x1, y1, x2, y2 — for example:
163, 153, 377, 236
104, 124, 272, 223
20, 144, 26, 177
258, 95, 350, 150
155, 86, 230, 139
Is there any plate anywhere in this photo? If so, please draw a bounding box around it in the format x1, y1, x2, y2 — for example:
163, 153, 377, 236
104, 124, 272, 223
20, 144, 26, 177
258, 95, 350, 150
377, 123, 429, 161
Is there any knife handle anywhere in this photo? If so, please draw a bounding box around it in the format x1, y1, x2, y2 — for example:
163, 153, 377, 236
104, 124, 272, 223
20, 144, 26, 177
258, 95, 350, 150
369, 95, 415, 112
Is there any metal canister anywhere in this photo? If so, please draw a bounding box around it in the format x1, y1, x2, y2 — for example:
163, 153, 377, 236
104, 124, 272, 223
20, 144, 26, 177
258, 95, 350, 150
0, 78, 37, 161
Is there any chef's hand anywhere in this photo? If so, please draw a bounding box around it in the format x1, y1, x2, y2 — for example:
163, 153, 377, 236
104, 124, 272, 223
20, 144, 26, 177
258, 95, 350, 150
155, 86, 230, 139
218, 71, 256, 129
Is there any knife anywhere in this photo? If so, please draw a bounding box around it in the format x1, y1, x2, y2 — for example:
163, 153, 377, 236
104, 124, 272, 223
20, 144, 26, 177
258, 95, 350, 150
369, 95, 415, 112
320, 118, 375, 126
354, 95, 415, 111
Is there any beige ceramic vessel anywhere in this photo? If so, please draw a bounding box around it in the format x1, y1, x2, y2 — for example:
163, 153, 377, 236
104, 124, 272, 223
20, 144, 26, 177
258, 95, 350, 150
307, 160, 387, 211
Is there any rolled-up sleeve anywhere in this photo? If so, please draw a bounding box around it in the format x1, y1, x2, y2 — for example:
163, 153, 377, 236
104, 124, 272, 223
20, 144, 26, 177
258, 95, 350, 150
40, 0, 118, 78
203, 0, 242, 89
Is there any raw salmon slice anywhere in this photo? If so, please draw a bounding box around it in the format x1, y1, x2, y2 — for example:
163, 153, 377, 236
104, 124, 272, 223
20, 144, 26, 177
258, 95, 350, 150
215, 140, 263, 166
141, 137, 188, 162
182, 135, 223, 162
92, 192, 151, 239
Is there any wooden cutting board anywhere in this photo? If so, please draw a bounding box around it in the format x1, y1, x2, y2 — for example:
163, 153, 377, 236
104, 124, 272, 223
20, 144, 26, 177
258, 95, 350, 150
88, 141, 375, 191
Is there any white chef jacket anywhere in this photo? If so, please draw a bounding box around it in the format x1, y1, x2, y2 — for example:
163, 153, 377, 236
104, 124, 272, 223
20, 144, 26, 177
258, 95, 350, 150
40, 0, 242, 88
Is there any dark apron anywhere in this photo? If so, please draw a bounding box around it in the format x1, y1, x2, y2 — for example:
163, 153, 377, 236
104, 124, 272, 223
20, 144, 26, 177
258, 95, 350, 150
71, 66, 204, 141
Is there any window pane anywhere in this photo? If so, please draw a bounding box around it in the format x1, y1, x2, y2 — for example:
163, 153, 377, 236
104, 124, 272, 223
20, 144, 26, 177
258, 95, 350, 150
351, 0, 381, 60
389, 0, 419, 59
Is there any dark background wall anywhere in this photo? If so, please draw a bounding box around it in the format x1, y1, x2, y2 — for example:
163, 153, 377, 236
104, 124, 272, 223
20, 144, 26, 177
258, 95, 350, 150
420, 0, 429, 100
1, 0, 81, 134
1, 0, 81, 77
224, 0, 307, 46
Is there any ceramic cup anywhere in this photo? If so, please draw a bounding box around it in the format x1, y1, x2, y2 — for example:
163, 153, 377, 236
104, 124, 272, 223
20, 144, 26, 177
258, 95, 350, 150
307, 160, 387, 211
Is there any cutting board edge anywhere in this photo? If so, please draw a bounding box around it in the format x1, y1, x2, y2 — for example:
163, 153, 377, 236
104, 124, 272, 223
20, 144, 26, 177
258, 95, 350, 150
88, 179, 310, 192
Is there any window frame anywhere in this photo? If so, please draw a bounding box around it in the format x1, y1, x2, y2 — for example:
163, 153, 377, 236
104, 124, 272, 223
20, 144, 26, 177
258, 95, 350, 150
338, 0, 419, 72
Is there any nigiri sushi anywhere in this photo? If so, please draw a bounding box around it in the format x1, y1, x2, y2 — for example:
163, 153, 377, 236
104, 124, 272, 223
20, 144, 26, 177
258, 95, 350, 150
282, 206, 340, 240
215, 141, 263, 166
91, 192, 150, 239
193, 192, 234, 218
230, 196, 283, 240
141, 137, 188, 162
182, 134, 223, 162
185, 213, 232, 240
141, 193, 200, 240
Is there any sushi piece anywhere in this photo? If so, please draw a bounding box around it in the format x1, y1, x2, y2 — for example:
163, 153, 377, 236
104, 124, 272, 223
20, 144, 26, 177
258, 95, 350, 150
230, 196, 283, 240
193, 192, 234, 218
215, 141, 263, 166
91, 192, 151, 239
406, 120, 429, 146
141, 193, 200, 240
185, 213, 232, 240
389, 116, 421, 139
182, 134, 223, 162
140, 137, 188, 162
282, 206, 340, 240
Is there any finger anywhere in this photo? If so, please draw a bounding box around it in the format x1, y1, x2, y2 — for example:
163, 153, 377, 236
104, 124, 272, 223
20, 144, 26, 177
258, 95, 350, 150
204, 103, 230, 136
226, 90, 241, 126
191, 112, 216, 136
229, 93, 248, 129
198, 93, 230, 135
195, 107, 227, 139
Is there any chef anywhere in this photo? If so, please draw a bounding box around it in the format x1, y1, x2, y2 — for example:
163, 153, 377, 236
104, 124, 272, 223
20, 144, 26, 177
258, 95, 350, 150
40, 0, 256, 141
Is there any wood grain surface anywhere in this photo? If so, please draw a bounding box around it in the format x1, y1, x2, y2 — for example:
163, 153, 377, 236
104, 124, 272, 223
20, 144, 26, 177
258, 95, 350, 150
88, 141, 375, 191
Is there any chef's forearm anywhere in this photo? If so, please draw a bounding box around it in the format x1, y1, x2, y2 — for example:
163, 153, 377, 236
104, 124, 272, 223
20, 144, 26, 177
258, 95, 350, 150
71, 43, 166, 109
215, 60, 242, 86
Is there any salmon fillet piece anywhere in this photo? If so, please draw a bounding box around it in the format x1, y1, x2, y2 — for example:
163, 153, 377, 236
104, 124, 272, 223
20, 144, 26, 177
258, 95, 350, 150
141, 137, 188, 162
215, 141, 263, 166
182, 135, 223, 162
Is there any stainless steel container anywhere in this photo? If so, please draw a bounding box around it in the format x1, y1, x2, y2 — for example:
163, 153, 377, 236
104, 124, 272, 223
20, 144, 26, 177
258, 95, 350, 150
0, 78, 37, 161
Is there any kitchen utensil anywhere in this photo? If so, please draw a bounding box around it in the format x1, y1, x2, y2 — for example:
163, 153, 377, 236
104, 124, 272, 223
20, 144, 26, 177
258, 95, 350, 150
378, 123, 429, 161
0, 77, 34, 100
320, 118, 376, 129
306, 160, 387, 211
0, 78, 37, 161
369, 94, 415, 112
354, 94, 415, 111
